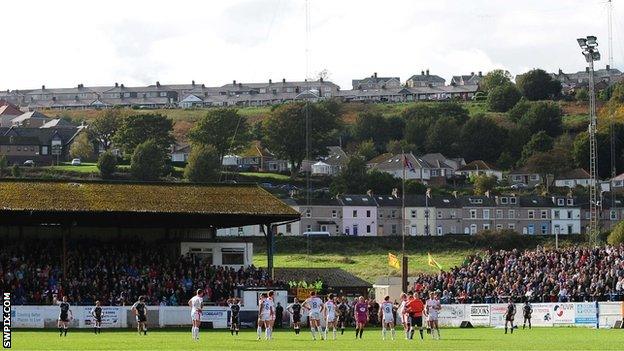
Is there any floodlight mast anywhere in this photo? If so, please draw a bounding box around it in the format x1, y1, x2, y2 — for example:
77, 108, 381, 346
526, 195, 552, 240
577, 36, 600, 244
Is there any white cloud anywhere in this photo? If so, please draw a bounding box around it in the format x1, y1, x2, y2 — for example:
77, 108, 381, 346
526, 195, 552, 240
1, 0, 620, 90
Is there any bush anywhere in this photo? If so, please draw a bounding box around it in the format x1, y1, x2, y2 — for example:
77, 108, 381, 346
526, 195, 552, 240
130, 139, 167, 181
184, 144, 220, 182
97, 151, 118, 179
11, 165, 22, 178
473, 229, 524, 250
607, 221, 624, 245
487, 83, 521, 112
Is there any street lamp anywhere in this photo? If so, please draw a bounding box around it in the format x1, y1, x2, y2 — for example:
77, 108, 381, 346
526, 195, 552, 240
577, 35, 600, 244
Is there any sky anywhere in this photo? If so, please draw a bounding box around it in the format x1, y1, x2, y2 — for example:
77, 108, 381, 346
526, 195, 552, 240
1, 0, 623, 90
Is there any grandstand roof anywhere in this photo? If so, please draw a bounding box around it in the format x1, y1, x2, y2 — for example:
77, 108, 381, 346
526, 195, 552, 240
0, 179, 299, 228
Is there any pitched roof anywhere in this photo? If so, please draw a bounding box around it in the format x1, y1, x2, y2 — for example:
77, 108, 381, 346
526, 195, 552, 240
337, 195, 376, 206
518, 195, 554, 207
421, 153, 454, 169
373, 195, 402, 206
458, 160, 499, 172
11, 111, 50, 124
240, 141, 273, 158
0, 102, 21, 116
556, 168, 591, 180
273, 268, 372, 288
0, 180, 299, 218
324, 146, 347, 166
40, 118, 76, 129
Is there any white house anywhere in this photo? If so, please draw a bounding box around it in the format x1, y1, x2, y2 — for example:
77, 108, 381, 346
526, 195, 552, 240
458, 160, 503, 181
311, 161, 331, 176
550, 196, 581, 235
554, 168, 593, 188
337, 195, 378, 236
171, 143, 190, 162
222, 154, 242, 167
179, 94, 204, 108
367, 153, 431, 182
403, 195, 435, 236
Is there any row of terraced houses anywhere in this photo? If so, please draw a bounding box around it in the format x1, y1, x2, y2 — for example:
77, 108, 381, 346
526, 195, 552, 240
217, 193, 624, 237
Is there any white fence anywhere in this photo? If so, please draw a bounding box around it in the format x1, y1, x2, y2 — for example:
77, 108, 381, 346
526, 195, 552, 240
10, 302, 623, 329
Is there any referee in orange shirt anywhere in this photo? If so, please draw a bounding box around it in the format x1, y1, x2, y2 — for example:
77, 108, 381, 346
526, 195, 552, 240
404, 292, 425, 340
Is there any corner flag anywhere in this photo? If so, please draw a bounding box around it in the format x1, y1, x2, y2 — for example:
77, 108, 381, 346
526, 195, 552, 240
427, 252, 442, 270
388, 253, 401, 269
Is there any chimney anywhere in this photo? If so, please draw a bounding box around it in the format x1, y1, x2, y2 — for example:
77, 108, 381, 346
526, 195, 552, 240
606, 64, 611, 71
201, 84, 205, 88
471, 72, 474, 76
586, 67, 589, 73
238, 83, 242, 88
192, 80, 195, 87
156, 81, 161, 87
452, 191, 458, 198
391, 188, 399, 198
558, 68, 563, 75
269, 79, 272, 84
366, 189, 373, 197
115, 82, 119, 88
374, 72, 378, 78
233, 80, 236, 85
426, 69, 430, 76
478, 71, 482, 77
120, 84, 124, 88
282, 78, 286, 83
42, 85, 45, 90
421, 70, 425, 75
320, 77, 323, 83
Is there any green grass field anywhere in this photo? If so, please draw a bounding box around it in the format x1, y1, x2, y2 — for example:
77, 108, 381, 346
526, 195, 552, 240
10, 327, 622, 350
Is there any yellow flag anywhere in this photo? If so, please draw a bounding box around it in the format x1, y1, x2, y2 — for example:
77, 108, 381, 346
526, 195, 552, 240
428, 252, 442, 270
388, 253, 400, 270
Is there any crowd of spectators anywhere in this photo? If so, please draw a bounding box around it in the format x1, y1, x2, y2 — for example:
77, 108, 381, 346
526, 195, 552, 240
0, 240, 285, 306
413, 245, 624, 304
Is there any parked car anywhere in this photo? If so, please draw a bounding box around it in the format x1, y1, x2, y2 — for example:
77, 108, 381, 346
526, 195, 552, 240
23, 160, 35, 167
71, 158, 81, 166
510, 183, 528, 190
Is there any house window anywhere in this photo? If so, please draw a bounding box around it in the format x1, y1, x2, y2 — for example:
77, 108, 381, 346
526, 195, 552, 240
450, 210, 456, 219
286, 224, 292, 234
320, 225, 328, 232
510, 197, 517, 204
437, 211, 442, 219
391, 224, 397, 234
436, 226, 442, 235
411, 210, 417, 218
500, 197, 508, 204
366, 225, 371, 234
508, 223, 516, 230
514, 175, 522, 181
528, 210, 535, 219
496, 210, 503, 219
541, 224, 548, 235
470, 224, 477, 234
554, 210, 560, 219
610, 210, 618, 220
391, 210, 397, 218
541, 210, 548, 219
496, 224, 503, 230
483, 209, 490, 220
353, 210, 357, 218
332, 210, 337, 218
509, 210, 515, 219
558, 199, 564, 206
379, 211, 384, 218
483, 223, 490, 230
307, 225, 312, 232
528, 225, 535, 235
366, 210, 371, 218
530, 175, 539, 181
567, 198, 574, 206
221, 249, 245, 265
305, 209, 311, 218
470, 209, 477, 219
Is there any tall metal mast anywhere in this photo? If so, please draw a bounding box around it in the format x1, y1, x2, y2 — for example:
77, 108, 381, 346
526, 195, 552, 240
608, 0, 614, 68
577, 36, 601, 244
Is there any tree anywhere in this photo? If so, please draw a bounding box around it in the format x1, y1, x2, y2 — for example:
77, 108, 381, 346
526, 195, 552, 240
479, 69, 512, 93
365, 170, 400, 195
507, 99, 531, 122
97, 151, 118, 179
263, 102, 340, 177
188, 108, 250, 162
487, 82, 521, 112
330, 156, 368, 195
607, 221, 624, 245
520, 131, 554, 164
114, 114, 174, 156
518, 102, 563, 137
184, 144, 220, 182
88, 109, 121, 151
572, 124, 624, 179
386, 140, 418, 155
434, 102, 470, 125
575, 88, 589, 101
460, 114, 506, 162
0, 155, 7, 178
353, 112, 387, 145
516, 68, 562, 100
356, 140, 377, 160
70, 132, 95, 161
130, 139, 168, 181
473, 174, 498, 195
425, 116, 460, 155
525, 148, 572, 191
